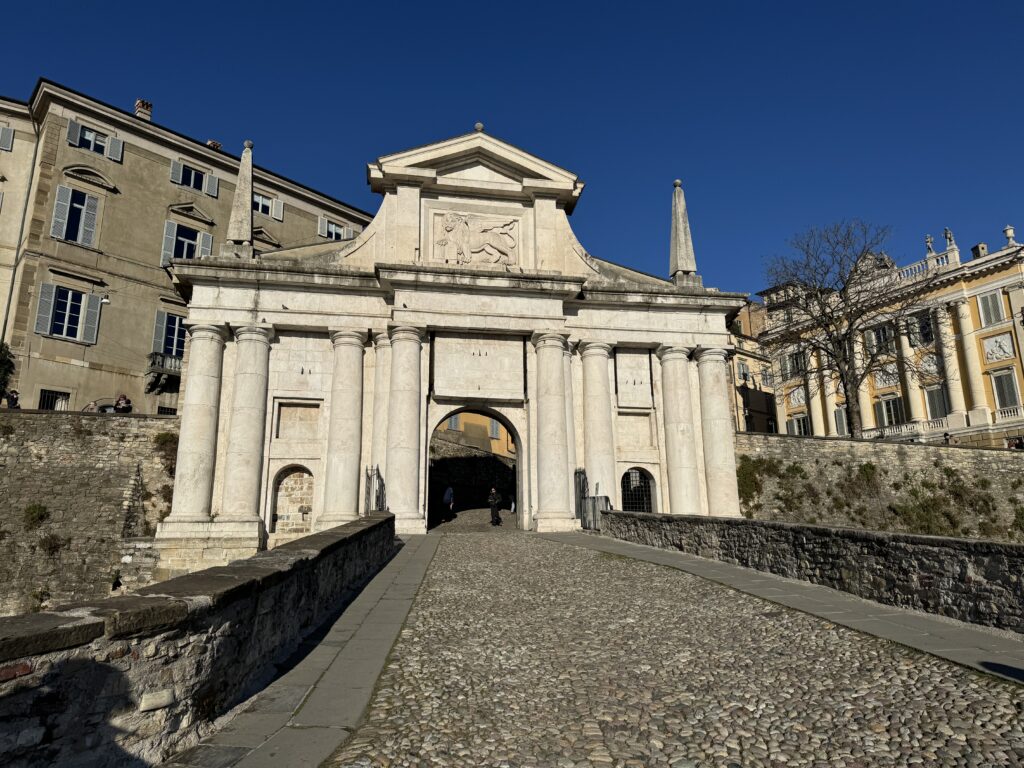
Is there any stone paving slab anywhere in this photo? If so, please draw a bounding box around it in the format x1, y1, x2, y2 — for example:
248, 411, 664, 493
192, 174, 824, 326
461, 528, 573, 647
159, 534, 440, 768
544, 532, 1024, 686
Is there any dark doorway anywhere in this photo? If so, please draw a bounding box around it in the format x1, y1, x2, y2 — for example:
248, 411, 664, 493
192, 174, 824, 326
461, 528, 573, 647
428, 410, 518, 530
620, 467, 654, 514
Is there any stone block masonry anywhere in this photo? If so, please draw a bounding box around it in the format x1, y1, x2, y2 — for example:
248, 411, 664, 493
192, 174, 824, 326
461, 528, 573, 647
0, 513, 395, 767
735, 432, 1024, 542
0, 411, 180, 615
603, 511, 1024, 634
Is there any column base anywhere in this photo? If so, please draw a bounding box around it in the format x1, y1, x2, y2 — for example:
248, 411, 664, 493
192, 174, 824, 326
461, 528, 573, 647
153, 519, 263, 579
534, 516, 581, 533
395, 518, 427, 536
947, 411, 968, 429
313, 516, 360, 532
968, 408, 992, 427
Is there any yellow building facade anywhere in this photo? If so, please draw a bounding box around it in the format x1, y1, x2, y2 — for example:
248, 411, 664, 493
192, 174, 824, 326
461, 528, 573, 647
765, 232, 1024, 447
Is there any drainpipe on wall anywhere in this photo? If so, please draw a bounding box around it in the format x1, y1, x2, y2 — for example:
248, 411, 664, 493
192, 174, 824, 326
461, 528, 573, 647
1, 110, 42, 344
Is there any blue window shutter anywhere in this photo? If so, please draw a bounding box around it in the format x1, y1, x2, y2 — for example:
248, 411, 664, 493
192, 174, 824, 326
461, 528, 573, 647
0, 126, 13, 152
81, 294, 102, 345
170, 160, 183, 184
317, 216, 328, 238
153, 310, 167, 353
66, 119, 82, 146
34, 283, 56, 335
105, 137, 124, 162
203, 173, 219, 197
51, 185, 72, 239
199, 231, 212, 258
80, 194, 99, 247
161, 221, 176, 266
271, 198, 284, 221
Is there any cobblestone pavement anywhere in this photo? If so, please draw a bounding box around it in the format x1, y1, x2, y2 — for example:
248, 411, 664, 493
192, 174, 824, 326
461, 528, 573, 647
328, 533, 1024, 768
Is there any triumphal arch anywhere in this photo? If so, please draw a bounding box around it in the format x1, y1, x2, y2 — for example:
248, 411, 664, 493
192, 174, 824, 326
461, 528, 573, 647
156, 127, 745, 567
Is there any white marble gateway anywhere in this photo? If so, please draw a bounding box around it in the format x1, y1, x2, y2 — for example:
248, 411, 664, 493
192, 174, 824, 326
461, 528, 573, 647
157, 127, 745, 560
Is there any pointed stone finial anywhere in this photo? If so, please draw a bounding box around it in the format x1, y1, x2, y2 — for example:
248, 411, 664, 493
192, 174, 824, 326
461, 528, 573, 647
225, 141, 254, 254
670, 179, 697, 279
474, 122, 484, 132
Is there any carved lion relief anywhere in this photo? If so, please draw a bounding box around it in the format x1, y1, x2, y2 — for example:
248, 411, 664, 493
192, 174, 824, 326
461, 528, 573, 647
433, 212, 519, 268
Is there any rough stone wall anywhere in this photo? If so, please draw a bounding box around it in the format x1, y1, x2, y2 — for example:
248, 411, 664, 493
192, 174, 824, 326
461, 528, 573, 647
271, 467, 314, 533
735, 433, 1024, 542
0, 514, 395, 767
0, 411, 179, 615
602, 511, 1024, 633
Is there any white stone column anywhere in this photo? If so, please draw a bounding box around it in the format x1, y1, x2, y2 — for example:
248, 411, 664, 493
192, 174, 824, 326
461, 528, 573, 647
317, 330, 367, 530
580, 341, 617, 502
385, 326, 424, 533
954, 299, 991, 425
855, 334, 876, 431
563, 343, 578, 514
164, 324, 226, 523
897, 322, 925, 424
696, 348, 741, 517
823, 373, 839, 436
772, 361, 787, 433
806, 375, 825, 436
937, 305, 968, 428
533, 332, 573, 531
220, 326, 273, 523
657, 346, 701, 516
370, 331, 391, 473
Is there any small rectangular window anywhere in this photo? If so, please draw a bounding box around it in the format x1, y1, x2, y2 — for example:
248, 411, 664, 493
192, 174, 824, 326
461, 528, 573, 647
56, 188, 98, 245
489, 418, 500, 439
50, 286, 85, 340
786, 415, 810, 436
157, 406, 178, 416
174, 224, 199, 259
909, 312, 934, 347
447, 414, 460, 431
38, 389, 71, 411
253, 193, 273, 216
325, 220, 347, 240
978, 291, 1005, 327
737, 360, 750, 380
179, 164, 205, 191
992, 369, 1020, 409
877, 396, 905, 427
834, 407, 849, 436
77, 126, 107, 155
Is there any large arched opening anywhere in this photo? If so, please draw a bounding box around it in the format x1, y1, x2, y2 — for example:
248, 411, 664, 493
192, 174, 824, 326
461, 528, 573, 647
620, 466, 656, 515
427, 408, 520, 530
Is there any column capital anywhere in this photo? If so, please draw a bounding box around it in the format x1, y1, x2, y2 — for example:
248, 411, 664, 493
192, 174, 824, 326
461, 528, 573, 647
578, 340, 613, 358
330, 329, 368, 348
232, 325, 273, 345
389, 325, 425, 344
694, 347, 731, 364
187, 324, 227, 345
656, 344, 692, 362
531, 331, 569, 351
948, 297, 968, 310
372, 330, 391, 348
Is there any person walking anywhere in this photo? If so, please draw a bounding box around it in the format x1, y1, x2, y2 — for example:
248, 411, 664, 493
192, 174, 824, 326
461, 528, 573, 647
488, 487, 502, 526
443, 486, 454, 518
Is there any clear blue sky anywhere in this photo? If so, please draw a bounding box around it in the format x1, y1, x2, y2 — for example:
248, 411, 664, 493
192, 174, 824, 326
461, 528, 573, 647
5, 2, 1022, 295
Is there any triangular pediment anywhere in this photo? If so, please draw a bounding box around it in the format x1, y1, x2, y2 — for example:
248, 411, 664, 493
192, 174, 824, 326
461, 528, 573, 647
253, 226, 280, 247
369, 130, 584, 211
168, 202, 215, 225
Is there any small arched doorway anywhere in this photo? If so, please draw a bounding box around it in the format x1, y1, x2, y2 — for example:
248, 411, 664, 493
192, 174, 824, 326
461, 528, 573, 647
271, 465, 314, 533
427, 408, 519, 530
620, 467, 655, 514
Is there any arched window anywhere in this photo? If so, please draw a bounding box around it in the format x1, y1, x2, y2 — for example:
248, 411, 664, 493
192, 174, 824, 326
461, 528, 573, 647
620, 467, 654, 514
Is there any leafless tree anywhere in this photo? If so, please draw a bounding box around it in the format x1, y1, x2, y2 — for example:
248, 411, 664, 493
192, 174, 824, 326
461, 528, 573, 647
760, 220, 943, 438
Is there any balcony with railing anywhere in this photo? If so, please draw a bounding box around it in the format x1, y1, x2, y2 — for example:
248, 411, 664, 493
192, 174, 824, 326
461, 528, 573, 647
146, 352, 183, 394
896, 248, 960, 282
995, 405, 1024, 423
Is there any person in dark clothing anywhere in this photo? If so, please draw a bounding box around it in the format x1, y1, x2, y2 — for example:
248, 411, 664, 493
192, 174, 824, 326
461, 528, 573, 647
488, 487, 502, 526
113, 394, 133, 414
443, 486, 454, 518
3, 389, 19, 409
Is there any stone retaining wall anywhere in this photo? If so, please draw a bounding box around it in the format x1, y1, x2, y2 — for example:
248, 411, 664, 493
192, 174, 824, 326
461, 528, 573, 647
0, 513, 396, 766
602, 511, 1024, 633
0, 411, 179, 614
735, 432, 1024, 542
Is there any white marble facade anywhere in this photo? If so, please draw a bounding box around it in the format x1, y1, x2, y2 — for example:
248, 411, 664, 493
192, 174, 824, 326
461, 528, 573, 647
159, 128, 745, 548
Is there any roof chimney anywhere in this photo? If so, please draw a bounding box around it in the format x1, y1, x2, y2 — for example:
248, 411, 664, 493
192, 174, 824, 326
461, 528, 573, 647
206, 139, 222, 150
134, 99, 152, 121
971, 242, 989, 260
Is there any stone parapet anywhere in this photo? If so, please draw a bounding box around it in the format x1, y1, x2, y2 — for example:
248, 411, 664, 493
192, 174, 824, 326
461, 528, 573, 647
602, 511, 1024, 633
0, 513, 396, 766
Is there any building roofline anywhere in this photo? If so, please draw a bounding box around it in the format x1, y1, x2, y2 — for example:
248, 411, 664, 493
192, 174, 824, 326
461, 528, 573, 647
27, 78, 374, 222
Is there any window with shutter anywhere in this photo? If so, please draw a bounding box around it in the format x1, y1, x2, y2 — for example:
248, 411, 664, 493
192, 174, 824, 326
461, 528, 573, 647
0, 126, 13, 152
925, 386, 948, 419
152, 310, 168, 354
199, 231, 213, 258
170, 160, 183, 185
80, 195, 98, 247
81, 294, 102, 344
76, 126, 107, 155
105, 137, 124, 162
161, 221, 177, 266
489, 419, 500, 439
66, 119, 82, 146
253, 193, 272, 215
992, 369, 1020, 409
203, 173, 219, 197
978, 292, 1005, 326
318, 216, 329, 238
447, 414, 460, 430
48, 286, 86, 340
51, 185, 72, 239
833, 407, 849, 436
34, 283, 57, 335
271, 198, 284, 221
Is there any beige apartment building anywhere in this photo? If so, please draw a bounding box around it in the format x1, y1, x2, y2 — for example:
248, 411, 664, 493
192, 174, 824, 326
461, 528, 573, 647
729, 300, 777, 433
763, 231, 1024, 447
0, 80, 370, 413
